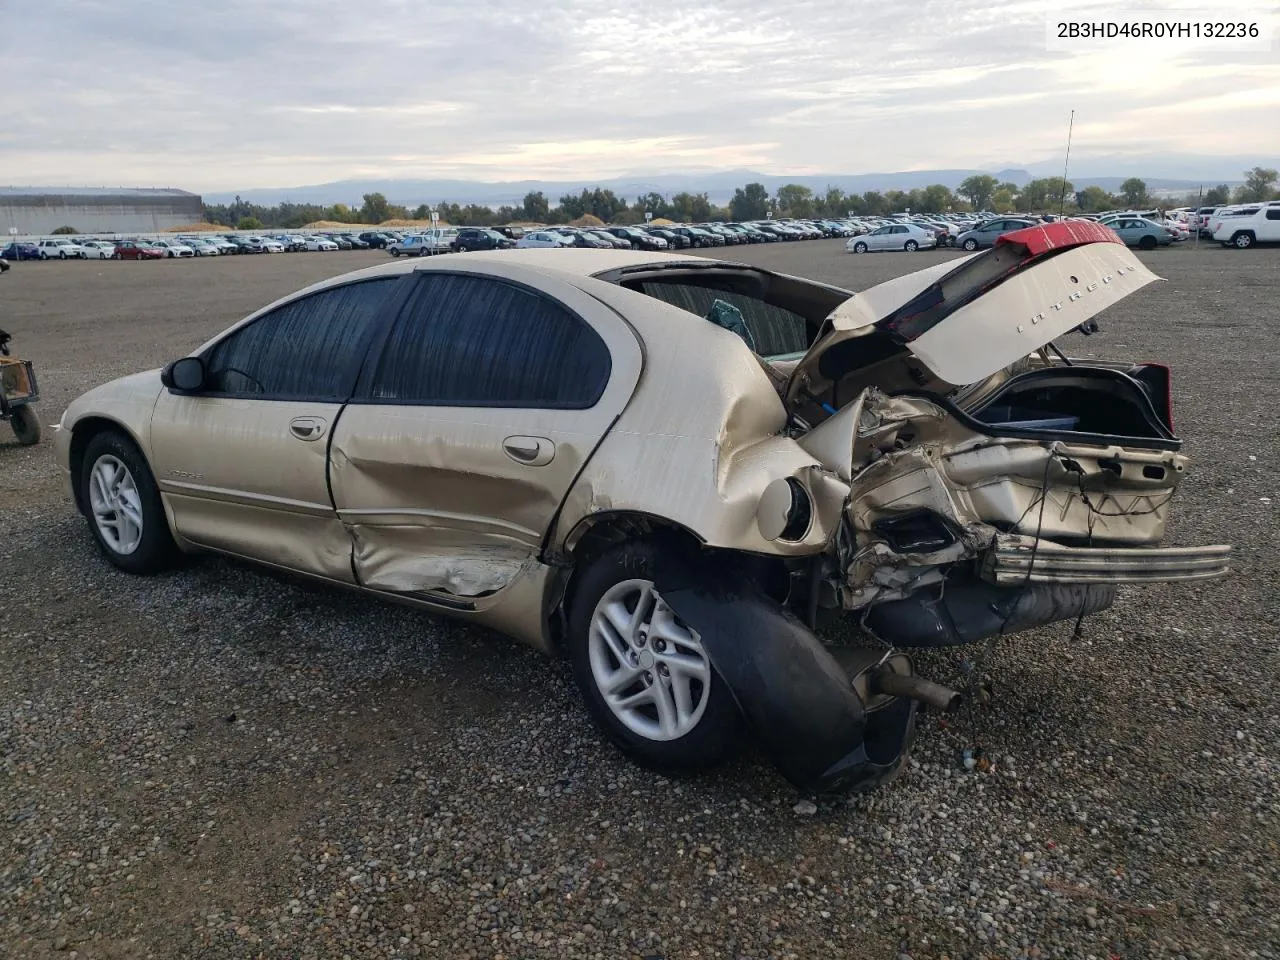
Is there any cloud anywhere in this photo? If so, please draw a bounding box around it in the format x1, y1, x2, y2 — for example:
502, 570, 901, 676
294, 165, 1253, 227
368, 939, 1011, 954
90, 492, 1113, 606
2, 0, 1277, 190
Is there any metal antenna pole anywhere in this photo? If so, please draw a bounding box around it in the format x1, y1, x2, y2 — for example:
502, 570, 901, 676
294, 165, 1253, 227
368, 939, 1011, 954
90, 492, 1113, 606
1059, 110, 1075, 217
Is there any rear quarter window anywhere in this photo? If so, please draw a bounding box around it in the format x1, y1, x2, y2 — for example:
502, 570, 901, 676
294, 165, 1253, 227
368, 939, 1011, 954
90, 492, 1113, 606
629, 281, 811, 358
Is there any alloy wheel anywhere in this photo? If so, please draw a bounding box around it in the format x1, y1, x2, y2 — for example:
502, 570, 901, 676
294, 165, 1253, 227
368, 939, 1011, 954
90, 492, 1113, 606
588, 579, 711, 742
87, 454, 144, 555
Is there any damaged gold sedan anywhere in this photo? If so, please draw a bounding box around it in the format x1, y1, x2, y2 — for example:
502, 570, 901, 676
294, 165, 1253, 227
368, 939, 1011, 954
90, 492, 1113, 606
56, 223, 1231, 793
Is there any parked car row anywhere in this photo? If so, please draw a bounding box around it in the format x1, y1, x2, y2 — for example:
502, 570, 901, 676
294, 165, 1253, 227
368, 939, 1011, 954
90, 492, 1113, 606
0, 230, 394, 262
10, 202, 1274, 268
1194, 201, 1280, 248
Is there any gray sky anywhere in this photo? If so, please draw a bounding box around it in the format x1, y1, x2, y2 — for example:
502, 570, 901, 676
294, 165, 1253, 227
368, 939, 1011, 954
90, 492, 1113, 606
4, 0, 1277, 190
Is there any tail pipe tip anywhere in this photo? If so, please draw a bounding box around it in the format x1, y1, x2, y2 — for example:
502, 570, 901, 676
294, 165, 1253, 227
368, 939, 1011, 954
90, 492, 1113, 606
872, 669, 963, 712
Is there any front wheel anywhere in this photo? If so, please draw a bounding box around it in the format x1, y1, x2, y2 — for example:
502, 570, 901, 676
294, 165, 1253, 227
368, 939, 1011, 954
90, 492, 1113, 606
962, 238, 979, 251
852, 241, 868, 254
79, 431, 180, 574
904, 240, 918, 252
10, 406, 40, 445
567, 542, 741, 775
1232, 231, 1255, 249
59, 251, 67, 260
390, 248, 401, 257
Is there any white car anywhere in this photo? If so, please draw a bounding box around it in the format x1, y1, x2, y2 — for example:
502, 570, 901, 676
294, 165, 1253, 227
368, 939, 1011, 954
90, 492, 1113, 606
36, 238, 87, 259
1212, 201, 1280, 248
516, 230, 574, 249
79, 240, 118, 259
205, 237, 238, 255
181, 238, 221, 256
846, 223, 939, 253
148, 239, 196, 258
305, 236, 340, 252
244, 237, 285, 254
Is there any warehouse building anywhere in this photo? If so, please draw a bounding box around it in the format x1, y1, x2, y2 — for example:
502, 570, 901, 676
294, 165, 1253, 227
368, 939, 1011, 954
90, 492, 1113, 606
0, 187, 204, 235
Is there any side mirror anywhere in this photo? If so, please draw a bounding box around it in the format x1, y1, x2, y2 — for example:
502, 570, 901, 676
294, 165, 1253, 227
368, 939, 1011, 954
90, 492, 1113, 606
161, 356, 206, 392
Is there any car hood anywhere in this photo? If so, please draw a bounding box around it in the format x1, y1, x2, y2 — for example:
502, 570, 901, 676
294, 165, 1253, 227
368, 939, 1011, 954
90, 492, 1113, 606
785, 221, 1161, 393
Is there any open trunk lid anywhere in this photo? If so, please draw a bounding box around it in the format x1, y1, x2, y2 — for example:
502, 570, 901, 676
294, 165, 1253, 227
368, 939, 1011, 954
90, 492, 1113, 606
786, 221, 1162, 397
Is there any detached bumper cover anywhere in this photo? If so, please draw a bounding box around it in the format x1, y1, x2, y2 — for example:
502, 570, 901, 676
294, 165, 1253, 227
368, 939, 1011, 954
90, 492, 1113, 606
655, 560, 916, 794
985, 536, 1232, 585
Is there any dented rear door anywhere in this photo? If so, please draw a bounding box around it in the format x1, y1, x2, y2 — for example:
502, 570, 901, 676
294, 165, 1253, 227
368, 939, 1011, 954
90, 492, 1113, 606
329, 263, 642, 603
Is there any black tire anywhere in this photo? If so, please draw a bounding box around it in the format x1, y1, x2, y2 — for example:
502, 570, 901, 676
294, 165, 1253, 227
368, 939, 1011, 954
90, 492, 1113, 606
904, 240, 919, 252
1138, 234, 1157, 250
10, 405, 40, 445
390, 248, 401, 257
59, 250, 67, 260
853, 241, 868, 254
78, 430, 180, 575
566, 541, 742, 775
40, 252, 49, 260
1232, 231, 1254, 249
962, 238, 979, 251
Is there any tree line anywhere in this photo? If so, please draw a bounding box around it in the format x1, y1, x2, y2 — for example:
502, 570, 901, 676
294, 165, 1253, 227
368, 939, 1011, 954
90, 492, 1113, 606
202, 167, 1280, 230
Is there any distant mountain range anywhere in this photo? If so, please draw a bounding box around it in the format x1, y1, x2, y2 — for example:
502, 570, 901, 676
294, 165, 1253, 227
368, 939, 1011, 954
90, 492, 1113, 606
202, 154, 1273, 207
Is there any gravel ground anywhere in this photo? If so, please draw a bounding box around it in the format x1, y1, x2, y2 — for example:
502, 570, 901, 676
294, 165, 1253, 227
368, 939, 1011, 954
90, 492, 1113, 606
1, 242, 1277, 959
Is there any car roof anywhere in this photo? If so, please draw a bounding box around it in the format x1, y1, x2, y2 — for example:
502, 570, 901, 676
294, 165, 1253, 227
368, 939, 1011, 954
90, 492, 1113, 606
259, 249, 725, 301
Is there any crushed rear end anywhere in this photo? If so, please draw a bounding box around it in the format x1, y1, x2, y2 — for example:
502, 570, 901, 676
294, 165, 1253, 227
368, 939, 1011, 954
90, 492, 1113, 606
672, 223, 1231, 792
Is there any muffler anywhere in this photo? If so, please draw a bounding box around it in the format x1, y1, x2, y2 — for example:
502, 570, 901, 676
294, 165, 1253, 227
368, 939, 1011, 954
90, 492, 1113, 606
870, 669, 963, 712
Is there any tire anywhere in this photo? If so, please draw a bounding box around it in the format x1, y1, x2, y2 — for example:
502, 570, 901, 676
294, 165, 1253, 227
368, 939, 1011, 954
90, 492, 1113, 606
40, 252, 49, 260
1138, 234, 1157, 251
10, 405, 40, 445
78, 431, 179, 575
962, 238, 979, 251
904, 240, 919, 252
853, 241, 868, 254
1232, 231, 1255, 249
390, 248, 401, 257
567, 541, 741, 775
59, 251, 67, 260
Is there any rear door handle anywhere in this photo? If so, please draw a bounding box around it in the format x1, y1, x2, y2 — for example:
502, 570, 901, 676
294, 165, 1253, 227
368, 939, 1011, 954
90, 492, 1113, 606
289, 416, 328, 442
503, 435, 555, 467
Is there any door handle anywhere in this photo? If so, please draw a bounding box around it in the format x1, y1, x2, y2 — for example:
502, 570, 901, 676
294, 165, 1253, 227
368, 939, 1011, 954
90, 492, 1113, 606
503, 436, 555, 467
289, 416, 328, 442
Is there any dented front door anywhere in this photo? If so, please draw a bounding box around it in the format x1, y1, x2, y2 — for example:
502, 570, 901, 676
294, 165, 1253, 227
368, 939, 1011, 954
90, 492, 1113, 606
329, 264, 642, 603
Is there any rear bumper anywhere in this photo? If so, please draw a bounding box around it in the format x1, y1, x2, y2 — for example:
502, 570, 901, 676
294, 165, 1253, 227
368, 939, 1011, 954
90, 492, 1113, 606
984, 536, 1232, 585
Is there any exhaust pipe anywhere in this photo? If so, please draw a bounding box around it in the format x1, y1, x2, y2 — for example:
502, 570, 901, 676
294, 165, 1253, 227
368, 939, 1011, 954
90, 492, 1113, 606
871, 669, 963, 712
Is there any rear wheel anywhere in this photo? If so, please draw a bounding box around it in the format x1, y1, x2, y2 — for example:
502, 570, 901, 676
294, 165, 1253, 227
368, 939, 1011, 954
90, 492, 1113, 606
79, 431, 179, 574
10, 406, 40, 445
567, 542, 741, 774
1138, 234, 1157, 250
904, 240, 919, 252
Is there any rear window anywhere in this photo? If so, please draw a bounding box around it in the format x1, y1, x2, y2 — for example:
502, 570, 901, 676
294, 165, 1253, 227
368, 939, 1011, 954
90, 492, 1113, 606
629, 280, 812, 358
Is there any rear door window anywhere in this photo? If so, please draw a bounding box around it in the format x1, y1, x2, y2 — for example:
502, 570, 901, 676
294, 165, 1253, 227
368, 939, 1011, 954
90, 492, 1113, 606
358, 273, 611, 408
